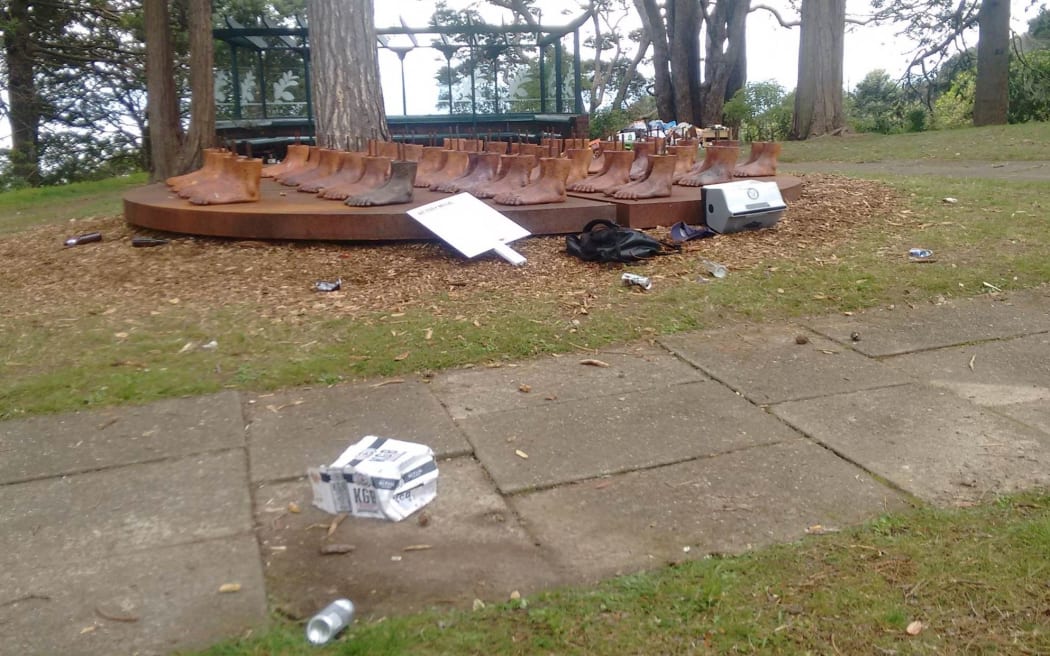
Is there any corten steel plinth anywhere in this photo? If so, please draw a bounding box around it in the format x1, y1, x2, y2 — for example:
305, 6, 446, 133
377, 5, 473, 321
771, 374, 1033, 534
124, 180, 616, 241
568, 175, 803, 229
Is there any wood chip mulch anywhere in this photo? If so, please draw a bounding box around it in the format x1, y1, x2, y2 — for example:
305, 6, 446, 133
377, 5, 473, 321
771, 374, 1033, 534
0, 174, 905, 326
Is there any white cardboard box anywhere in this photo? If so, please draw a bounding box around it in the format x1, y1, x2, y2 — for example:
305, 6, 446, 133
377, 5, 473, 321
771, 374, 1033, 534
308, 436, 438, 521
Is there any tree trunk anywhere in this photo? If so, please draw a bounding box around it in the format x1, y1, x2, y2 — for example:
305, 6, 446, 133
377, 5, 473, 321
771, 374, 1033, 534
143, 0, 182, 181
3, 0, 41, 185
973, 0, 1010, 126
307, 0, 389, 145
669, 0, 702, 125
635, 0, 675, 121
790, 0, 845, 139
611, 34, 651, 110
175, 0, 215, 173
700, 0, 750, 126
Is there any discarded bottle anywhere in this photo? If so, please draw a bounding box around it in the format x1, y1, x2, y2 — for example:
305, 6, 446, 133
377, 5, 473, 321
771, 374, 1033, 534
305, 598, 354, 645
314, 278, 342, 292
132, 236, 170, 248
621, 272, 652, 290
908, 248, 933, 259
700, 259, 728, 279
64, 232, 102, 247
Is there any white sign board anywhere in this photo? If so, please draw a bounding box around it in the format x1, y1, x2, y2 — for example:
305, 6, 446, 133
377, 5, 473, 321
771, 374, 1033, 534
407, 193, 530, 266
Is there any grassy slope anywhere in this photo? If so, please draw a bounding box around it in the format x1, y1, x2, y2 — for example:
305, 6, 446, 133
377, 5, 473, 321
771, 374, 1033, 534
0, 172, 148, 235
779, 121, 1050, 162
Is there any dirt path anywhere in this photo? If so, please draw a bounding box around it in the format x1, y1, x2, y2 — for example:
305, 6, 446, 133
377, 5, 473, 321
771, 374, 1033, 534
784, 159, 1050, 181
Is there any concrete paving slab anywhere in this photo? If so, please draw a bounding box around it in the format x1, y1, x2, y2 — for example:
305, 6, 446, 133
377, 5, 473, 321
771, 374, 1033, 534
0, 449, 253, 568
885, 333, 1050, 435
659, 324, 911, 404
772, 383, 1050, 507
458, 379, 800, 494
511, 439, 908, 583
0, 534, 267, 656
430, 344, 705, 420
0, 391, 245, 485
254, 456, 562, 619
805, 292, 1050, 357
246, 380, 470, 483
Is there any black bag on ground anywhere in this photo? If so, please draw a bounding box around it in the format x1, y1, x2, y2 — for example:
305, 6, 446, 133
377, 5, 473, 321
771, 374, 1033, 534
565, 219, 677, 263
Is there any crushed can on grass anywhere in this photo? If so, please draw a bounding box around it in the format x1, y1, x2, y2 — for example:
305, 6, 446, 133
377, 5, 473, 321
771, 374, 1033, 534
621, 272, 652, 290
908, 248, 934, 261
308, 436, 438, 521
314, 278, 342, 292
305, 598, 354, 645
700, 259, 728, 279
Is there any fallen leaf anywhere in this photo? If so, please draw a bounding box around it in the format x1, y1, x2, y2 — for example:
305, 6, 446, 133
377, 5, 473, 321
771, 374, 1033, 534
906, 620, 923, 635
473, 599, 486, 611
402, 544, 432, 552
515, 449, 529, 459
320, 543, 356, 555
327, 513, 348, 537
579, 358, 610, 367
393, 351, 410, 361
218, 583, 241, 594
968, 354, 976, 372
80, 626, 97, 634
95, 604, 139, 623
114, 332, 128, 339
287, 502, 301, 514
518, 384, 531, 393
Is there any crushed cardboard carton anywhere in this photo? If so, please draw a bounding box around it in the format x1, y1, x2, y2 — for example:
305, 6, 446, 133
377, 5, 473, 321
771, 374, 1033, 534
308, 436, 438, 521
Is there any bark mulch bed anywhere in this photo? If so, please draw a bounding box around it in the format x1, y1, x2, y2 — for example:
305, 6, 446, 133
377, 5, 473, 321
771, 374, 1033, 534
0, 174, 904, 326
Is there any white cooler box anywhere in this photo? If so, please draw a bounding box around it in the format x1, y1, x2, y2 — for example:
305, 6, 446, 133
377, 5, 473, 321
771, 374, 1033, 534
702, 180, 786, 234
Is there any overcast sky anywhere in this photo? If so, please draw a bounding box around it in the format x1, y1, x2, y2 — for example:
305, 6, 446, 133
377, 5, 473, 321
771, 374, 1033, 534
374, 0, 1044, 116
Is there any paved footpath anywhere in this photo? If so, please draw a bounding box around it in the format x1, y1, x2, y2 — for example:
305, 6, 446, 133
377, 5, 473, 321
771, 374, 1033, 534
1, 288, 1048, 655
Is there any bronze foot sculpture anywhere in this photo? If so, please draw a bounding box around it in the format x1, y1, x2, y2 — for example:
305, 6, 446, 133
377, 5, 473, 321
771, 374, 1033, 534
345, 161, 417, 207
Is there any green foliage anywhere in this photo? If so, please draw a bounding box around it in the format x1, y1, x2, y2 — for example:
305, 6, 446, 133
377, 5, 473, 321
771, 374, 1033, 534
589, 107, 630, 139
721, 80, 792, 141
1009, 49, 1050, 123
849, 70, 907, 134
932, 69, 975, 128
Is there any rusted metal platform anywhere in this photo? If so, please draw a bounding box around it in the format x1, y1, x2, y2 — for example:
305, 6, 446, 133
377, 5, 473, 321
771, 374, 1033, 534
567, 175, 803, 229
123, 174, 803, 241
123, 181, 617, 241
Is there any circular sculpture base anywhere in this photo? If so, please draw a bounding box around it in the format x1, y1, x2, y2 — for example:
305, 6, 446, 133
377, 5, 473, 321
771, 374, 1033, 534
123, 176, 803, 241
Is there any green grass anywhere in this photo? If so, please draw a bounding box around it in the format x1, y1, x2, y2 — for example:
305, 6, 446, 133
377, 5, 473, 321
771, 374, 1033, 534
186, 492, 1050, 655
779, 121, 1050, 162
0, 172, 148, 234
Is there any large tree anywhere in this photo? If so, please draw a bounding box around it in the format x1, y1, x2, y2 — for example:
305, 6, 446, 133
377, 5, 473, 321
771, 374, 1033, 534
790, 0, 845, 139
1, 0, 139, 186
877, 0, 1012, 126
973, 0, 1011, 125
633, 0, 749, 125
306, 0, 388, 144
143, 0, 214, 181
1, 0, 38, 184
